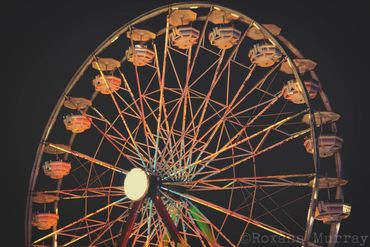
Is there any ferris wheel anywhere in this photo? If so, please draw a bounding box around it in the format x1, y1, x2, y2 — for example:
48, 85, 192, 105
26, 2, 351, 247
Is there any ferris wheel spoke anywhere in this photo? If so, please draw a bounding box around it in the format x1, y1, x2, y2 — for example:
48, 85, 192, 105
234, 94, 281, 121
93, 57, 151, 169
45, 143, 128, 174
163, 189, 312, 246
228, 57, 285, 120
238, 185, 296, 234
166, 173, 314, 191
192, 127, 311, 182
178, 211, 209, 247
85, 105, 148, 166
180, 95, 254, 172
222, 58, 283, 122
175, 43, 226, 173
170, 99, 259, 171
33, 197, 129, 244
35, 186, 125, 200
94, 232, 122, 246
109, 89, 156, 161
159, 58, 187, 169
88, 209, 129, 247
191, 109, 307, 167
257, 186, 307, 232
167, 198, 213, 246
167, 47, 185, 91
141, 95, 179, 169
106, 120, 148, 171
250, 62, 279, 112
169, 110, 308, 179
150, 15, 178, 173
188, 57, 221, 88
187, 50, 225, 148
193, 63, 256, 126
61, 222, 108, 246
161, 89, 188, 157
159, 89, 198, 168
172, 65, 280, 172
106, 132, 151, 155
132, 219, 154, 246
84, 124, 120, 192
152, 43, 168, 171
162, 52, 225, 174
146, 91, 206, 175
117, 68, 161, 160
184, 27, 253, 148
167, 93, 228, 174
187, 85, 263, 132
110, 90, 149, 168
161, 80, 234, 168
181, 89, 198, 171
184, 200, 235, 247
185, 6, 212, 87
77, 104, 142, 162
110, 90, 142, 119
71, 160, 115, 196
244, 192, 313, 242
145, 199, 154, 245
235, 186, 287, 215
165, 47, 193, 171
65, 208, 129, 247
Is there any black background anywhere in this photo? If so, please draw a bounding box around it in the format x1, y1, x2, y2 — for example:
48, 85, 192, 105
2, 0, 369, 246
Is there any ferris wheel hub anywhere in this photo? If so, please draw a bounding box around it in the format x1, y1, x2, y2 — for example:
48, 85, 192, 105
124, 168, 149, 201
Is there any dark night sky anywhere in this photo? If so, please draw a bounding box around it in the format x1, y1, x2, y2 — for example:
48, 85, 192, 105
2, 1, 369, 246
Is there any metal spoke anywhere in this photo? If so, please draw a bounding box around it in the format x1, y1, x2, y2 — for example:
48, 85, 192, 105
44, 143, 128, 174
35, 187, 125, 200
163, 189, 312, 245
166, 173, 314, 191
170, 110, 309, 178
34, 197, 129, 244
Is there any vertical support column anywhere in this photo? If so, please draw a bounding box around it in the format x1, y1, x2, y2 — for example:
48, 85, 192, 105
151, 195, 186, 246
118, 199, 144, 247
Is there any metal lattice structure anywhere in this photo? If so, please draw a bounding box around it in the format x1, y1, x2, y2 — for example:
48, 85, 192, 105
26, 2, 350, 247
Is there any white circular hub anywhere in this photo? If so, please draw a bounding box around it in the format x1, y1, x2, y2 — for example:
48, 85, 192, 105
124, 168, 149, 201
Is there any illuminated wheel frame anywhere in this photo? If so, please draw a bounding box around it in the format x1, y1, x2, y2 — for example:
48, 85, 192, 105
26, 2, 347, 247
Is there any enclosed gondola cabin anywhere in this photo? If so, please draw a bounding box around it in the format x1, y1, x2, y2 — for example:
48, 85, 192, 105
170, 27, 200, 49
209, 27, 241, 50
126, 44, 155, 66
63, 114, 91, 134
248, 43, 282, 67
43, 161, 71, 180
32, 213, 59, 230
314, 201, 351, 224
304, 135, 343, 158
282, 80, 320, 104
